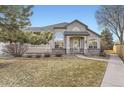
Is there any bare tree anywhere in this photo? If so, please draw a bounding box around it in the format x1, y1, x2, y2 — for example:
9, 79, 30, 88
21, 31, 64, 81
96, 5, 124, 44
2, 43, 28, 57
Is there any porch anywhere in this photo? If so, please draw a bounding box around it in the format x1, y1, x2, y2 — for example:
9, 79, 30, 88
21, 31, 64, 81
64, 31, 89, 54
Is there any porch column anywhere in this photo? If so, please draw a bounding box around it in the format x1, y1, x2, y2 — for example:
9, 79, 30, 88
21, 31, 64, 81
66, 36, 70, 54
50, 39, 55, 49
97, 37, 100, 49
51, 32, 55, 49
64, 36, 66, 49
84, 36, 88, 55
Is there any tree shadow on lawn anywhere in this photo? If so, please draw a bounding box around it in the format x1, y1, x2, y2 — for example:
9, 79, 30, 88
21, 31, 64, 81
0, 63, 12, 69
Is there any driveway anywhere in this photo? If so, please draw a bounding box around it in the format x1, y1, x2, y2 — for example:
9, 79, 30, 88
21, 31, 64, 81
101, 54, 124, 87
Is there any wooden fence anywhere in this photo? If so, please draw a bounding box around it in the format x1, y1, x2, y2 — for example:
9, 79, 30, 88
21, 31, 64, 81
113, 44, 124, 61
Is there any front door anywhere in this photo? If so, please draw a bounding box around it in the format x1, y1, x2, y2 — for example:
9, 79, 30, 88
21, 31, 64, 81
72, 38, 80, 53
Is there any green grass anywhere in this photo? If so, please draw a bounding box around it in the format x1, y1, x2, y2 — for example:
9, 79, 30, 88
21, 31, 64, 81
0, 56, 107, 87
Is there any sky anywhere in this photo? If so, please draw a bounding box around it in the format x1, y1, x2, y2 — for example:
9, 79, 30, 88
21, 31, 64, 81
30, 5, 100, 34
30, 5, 119, 41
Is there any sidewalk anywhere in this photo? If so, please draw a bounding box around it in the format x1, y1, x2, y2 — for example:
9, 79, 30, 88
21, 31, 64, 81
101, 54, 124, 87
76, 55, 108, 62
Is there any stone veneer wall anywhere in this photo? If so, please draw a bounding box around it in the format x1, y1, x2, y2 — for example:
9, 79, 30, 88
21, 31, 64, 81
84, 49, 100, 55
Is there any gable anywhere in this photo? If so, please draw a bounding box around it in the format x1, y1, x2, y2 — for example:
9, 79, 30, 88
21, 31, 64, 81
66, 20, 100, 37
66, 20, 87, 31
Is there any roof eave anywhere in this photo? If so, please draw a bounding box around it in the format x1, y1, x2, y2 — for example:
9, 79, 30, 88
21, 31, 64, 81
87, 28, 101, 37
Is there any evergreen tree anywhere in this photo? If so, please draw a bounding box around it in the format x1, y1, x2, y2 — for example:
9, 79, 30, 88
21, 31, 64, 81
101, 28, 113, 50
0, 5, 33, 43
0, 5, 33, 57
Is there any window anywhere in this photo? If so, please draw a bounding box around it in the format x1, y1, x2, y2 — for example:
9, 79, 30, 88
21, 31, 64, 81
54, 32, 64, 48
89, 39, 97, 49
55, 41, 64, 48
72, 27, 80, 31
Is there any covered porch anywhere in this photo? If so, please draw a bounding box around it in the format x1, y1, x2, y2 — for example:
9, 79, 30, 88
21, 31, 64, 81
64, 31, 89, 54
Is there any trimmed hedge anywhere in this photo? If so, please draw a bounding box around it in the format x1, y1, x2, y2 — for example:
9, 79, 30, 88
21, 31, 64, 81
35, 55, 41, 58
55, 53, 63, 57
44, 53, 50, 57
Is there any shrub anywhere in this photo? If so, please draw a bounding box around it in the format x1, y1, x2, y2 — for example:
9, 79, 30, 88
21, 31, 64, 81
27, 55, 33, 58
55, 53, 63, 57
35, 54, 41, 58
99, 52, 106, 57
44, 53, 50, 57
2, 43, 28, 57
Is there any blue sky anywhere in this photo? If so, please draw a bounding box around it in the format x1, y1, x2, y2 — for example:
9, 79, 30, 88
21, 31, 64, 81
30, 5, 119, 41
30, 5, 100, 34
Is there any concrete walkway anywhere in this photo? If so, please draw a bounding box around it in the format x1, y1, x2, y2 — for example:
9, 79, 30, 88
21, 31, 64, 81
101, 54, 124, 87
76, 55, 108, 62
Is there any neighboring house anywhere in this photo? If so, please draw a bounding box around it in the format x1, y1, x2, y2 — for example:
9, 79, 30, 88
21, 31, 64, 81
26, 20, 101, 55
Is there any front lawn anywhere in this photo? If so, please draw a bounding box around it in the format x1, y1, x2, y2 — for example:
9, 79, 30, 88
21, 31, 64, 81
0, 56, 107, 87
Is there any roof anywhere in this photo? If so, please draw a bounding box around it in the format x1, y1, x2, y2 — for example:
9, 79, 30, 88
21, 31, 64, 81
25, 22, 68, 32
65, 20, 88, 28
25, 19, 100, 37
25, 27, 43, 32
64, 31, 89, 36
87, 28, 101, 37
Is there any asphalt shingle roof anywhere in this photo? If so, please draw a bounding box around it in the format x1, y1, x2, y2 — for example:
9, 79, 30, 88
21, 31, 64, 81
25, 20, 100, 37
25, 22, 68, 32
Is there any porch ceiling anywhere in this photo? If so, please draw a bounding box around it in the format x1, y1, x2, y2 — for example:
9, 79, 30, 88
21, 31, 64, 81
64, 31, 89, 36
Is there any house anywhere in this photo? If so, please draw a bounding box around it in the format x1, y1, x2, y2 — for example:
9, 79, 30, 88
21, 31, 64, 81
26, 20, 101, 55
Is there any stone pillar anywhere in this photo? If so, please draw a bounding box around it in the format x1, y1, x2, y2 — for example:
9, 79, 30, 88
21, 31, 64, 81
66, 36, 70, 54
97, 37, 100, 49
84, 36, 88, 55
51, 32, 55, 49
64, 36, 66, 49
